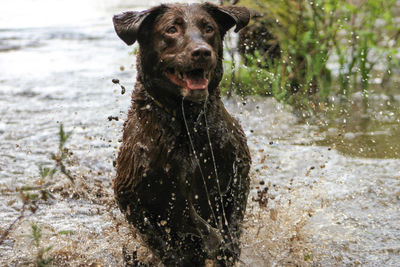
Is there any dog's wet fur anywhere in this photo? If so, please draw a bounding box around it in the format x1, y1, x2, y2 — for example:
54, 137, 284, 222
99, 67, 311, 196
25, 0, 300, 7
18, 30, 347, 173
113, 3, 251, 266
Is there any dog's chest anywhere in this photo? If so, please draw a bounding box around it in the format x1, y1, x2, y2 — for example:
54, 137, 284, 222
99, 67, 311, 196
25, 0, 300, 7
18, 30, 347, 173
137, 103, 244, 192
174, 116, 239, 188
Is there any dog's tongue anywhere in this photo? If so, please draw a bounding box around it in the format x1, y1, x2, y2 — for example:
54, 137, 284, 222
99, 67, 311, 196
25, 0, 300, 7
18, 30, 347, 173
184, 76, 208, 90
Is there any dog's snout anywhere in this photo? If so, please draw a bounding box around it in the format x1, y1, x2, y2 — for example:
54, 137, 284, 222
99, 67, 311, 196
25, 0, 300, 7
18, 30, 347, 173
191, 46, 212, 60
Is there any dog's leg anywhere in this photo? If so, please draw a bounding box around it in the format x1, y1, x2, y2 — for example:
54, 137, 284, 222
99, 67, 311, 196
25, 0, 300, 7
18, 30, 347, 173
188, 203, 223, 256
217, 163, 250, 267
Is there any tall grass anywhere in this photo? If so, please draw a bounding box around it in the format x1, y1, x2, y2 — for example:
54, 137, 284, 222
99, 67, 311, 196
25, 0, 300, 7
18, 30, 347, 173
222, 0, 400, 109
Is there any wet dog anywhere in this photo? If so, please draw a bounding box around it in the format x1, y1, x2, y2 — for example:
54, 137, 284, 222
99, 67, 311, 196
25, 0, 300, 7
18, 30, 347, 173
113, 3, 251, 266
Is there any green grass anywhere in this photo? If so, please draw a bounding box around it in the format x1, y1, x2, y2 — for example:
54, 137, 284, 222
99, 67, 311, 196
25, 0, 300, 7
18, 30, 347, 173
223, 0, 400, 110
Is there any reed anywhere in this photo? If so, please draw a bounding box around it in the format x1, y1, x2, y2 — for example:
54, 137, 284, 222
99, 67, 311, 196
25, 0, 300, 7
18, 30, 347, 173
222, 0, 399, 109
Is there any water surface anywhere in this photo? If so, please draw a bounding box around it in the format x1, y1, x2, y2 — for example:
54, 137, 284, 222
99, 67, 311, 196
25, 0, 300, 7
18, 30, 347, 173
1, 1, 399, 266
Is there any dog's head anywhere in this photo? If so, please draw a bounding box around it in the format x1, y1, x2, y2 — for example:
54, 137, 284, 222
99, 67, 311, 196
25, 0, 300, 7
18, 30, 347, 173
113, 3, 249, 103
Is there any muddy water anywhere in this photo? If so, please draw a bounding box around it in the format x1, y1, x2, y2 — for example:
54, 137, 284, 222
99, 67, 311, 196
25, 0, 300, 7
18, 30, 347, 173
1, 0, 399, 266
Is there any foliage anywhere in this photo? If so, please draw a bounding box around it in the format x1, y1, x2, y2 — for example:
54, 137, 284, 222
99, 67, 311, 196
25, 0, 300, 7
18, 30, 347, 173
19, 123, 74, 207
332, 0, 400, 97
0, 123, 74, 255
221, 52, 275, 97
223, 0, 400, 109
30, 222, 53, 267
51, 123, 74, 184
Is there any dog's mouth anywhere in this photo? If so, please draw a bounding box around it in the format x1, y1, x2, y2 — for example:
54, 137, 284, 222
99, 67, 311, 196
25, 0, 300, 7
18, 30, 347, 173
166, 68, 209, 91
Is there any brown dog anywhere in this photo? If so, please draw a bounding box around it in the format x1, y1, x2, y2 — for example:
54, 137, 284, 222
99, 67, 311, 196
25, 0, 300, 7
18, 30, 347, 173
113, 3, 251, 266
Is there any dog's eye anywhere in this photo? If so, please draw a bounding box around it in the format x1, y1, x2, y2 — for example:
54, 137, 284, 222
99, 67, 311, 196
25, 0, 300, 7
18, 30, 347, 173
166, 26, 178, 34
205, 25, 214, 33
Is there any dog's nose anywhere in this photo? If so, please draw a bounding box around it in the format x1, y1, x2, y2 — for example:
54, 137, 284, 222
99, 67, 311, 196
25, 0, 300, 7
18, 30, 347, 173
191, 46, 211, 60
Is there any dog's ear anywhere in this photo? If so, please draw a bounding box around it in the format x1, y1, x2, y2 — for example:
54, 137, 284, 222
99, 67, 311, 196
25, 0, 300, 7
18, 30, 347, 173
113, 5, 166, 45
202, 3, 250, 34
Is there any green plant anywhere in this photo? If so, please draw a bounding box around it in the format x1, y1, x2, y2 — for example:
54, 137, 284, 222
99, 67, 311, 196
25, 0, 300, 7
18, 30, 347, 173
30, 222, 53, 267
333, 0, 399, 98
304, 253, 312, 261
224, 0, 399, 109
233, 0, 338, 108
52, 123, 74, 184
222, 51, 275, 96
0, 123, 73, 246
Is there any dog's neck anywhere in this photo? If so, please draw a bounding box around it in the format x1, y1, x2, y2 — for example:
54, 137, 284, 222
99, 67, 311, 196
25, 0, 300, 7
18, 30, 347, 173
133, 80, 210, 118
146, 91, 178, 117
